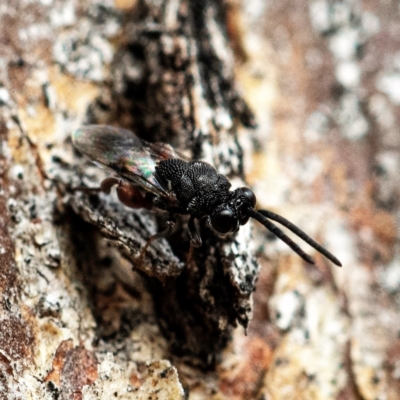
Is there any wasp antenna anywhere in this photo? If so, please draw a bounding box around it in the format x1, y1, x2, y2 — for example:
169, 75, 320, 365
245, 208, 316, 265
252, 209, 342, 267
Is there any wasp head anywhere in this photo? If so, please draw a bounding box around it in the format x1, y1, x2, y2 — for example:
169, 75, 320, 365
207, 187, 256, 236
207, 186, 342, 267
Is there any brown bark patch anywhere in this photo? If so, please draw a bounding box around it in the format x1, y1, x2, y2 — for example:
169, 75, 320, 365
45, 340, 98, 400
219, 336, 273, 399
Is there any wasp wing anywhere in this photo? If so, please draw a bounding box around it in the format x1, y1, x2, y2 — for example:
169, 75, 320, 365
72, 125, 179, 196
145, 141, 188, 162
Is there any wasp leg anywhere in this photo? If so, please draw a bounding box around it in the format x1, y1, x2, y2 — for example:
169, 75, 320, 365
100, 177, 120, 194
137, 218, 176, 263
185, 216, 202, 266
74, 177, 152, 209
71, 186, 102, 193
188, 216, 202, 248
72, 177, 119, 194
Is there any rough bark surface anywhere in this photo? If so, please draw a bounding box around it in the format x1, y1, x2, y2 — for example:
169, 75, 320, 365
0, 0, 399, 399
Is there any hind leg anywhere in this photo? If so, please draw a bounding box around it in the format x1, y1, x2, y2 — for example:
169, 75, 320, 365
137, 218, 176, 263
72, 177, 119, 194
74, 177, 152, 209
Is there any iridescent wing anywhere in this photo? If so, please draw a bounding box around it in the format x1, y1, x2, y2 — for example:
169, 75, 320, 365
146, 141, 186, 162
72, 125, 182, 196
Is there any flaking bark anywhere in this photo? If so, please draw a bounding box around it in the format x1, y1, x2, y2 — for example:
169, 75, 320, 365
1, 0, 400, 399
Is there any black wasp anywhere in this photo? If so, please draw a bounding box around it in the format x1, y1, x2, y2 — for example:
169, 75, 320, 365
72, 125, 342, 267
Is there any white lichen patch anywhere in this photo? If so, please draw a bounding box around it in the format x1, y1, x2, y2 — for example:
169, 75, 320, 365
8, 164, 25, 181
243, 0, 266, 21
207, 8, 234, 67
297, 155, 323, 186
9, 371, 55, 400
0, 86, 11, 105
135, 360, 185, 400
82, 355, 184, 400
309, 0, 331, 33
126, 323, 169, 363
335, 61, 361, 88
270, 290, 303, 331
223, 221, 258, 286
82, 353, 136, 400
324, 216, 356, 274
303, 110, 330, 143
266, 268, 349, 399
329, 28, 360, 60
368, 94, 396, 131
346, 264, 399, 399
335, 92, 369, 140
378, 256, 400, 294
373, 151, 400, 206
361, 12, 381, 36
53, 32, 114, 82
49, 1, 76, 27
52, 4, 122, 82
308, 1, 383, 141
375, 151, 400, 178
212, 135, 241, 176
377, 73, 400, 105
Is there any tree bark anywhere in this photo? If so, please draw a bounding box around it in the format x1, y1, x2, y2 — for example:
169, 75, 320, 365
1, 0, 399, 399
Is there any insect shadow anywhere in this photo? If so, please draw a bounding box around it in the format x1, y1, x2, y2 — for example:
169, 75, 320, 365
72, 125, 342, 267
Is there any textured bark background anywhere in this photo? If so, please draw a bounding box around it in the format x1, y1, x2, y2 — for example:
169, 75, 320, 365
0, 0, 399, 399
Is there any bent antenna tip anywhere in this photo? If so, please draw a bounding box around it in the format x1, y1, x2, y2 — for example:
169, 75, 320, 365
304, 254, 316, 265
333, 259, 343, 267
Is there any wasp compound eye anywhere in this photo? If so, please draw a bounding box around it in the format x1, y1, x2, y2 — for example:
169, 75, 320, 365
240, 187, 257, 208
211, 209, 237, 234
